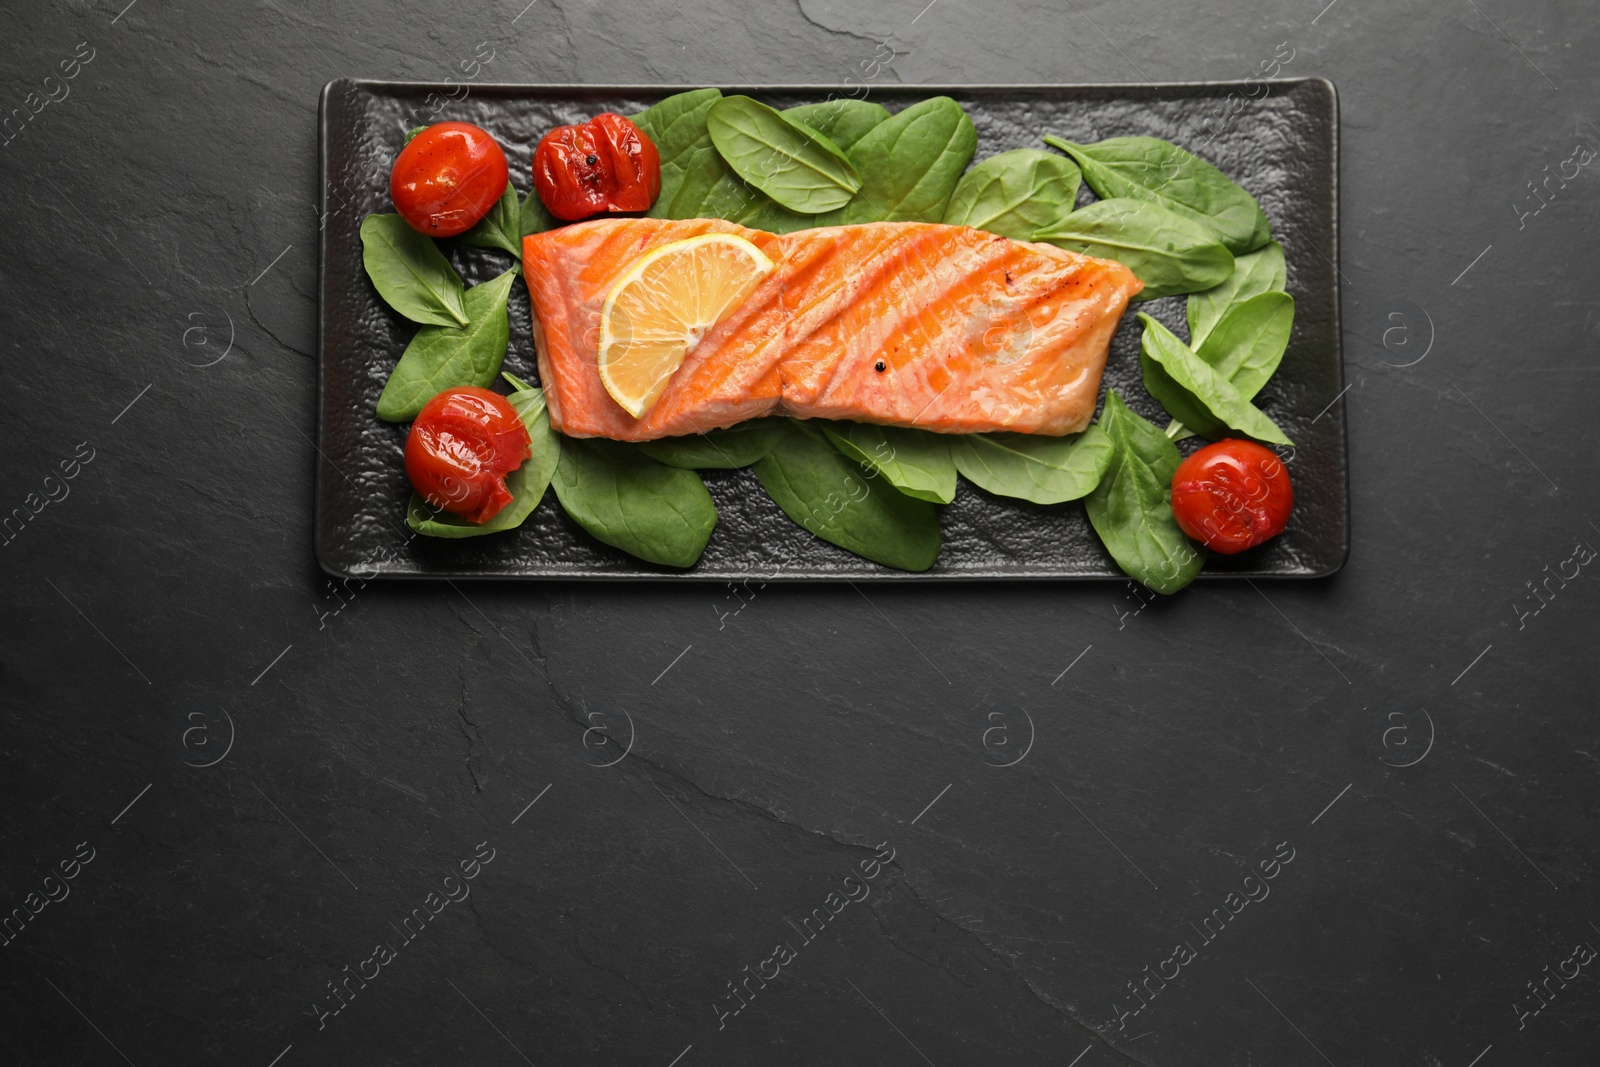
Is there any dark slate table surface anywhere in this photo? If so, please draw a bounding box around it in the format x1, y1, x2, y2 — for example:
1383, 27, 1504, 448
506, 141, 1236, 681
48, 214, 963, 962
2, 2, 1595, 1064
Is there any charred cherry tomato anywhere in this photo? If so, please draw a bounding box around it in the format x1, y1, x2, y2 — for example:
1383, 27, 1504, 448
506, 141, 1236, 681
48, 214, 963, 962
390, 122, 509, 237
404, 387, 531, 524
1170, 439, 1293, 554
532, 113, 661, 221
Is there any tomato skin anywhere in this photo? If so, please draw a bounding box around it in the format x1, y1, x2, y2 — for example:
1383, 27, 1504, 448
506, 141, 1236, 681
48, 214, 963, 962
404, 387, 531, 523
390, 122, 509, 237
1170, 439, 1293, 554
532, 113, 661, 222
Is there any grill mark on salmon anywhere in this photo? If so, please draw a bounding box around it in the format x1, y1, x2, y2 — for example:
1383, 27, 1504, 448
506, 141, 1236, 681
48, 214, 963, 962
521, 217, 1142, 442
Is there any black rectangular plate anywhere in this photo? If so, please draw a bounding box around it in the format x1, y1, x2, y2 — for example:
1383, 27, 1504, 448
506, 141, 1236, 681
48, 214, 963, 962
316, 79, 1346, 581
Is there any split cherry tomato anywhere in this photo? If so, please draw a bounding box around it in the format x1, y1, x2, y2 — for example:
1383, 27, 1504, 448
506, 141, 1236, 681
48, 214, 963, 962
532, 112, 661, 221
1170, 439, 1293, 554
390, 122, 509, 237
404, 387, 531, 523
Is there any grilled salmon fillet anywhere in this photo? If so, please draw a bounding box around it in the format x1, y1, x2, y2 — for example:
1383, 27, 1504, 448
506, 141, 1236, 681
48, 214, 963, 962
521, 218, 1142, 441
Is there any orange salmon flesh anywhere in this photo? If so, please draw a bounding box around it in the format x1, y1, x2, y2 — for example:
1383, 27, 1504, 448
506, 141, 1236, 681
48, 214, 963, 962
521, 218, 1143, 441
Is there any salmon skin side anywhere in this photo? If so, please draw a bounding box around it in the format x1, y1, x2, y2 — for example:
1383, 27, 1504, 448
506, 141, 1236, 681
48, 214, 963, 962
521, 218, 1143, 442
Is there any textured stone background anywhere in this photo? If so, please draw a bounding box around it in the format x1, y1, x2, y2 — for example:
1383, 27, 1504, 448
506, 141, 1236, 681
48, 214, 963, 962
1, 1, 1596, 1064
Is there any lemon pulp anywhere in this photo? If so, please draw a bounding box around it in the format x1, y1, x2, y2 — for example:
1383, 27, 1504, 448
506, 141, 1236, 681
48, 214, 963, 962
598, 234, 775, 418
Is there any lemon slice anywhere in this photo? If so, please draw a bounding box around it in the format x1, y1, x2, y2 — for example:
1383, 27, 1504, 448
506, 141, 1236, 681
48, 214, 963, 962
598, 233, 775, 418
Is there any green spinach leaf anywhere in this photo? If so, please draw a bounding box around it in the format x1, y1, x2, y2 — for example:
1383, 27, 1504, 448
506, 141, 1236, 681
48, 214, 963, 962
406, 386, 562, 538
947, 426, 1113, 504
1137, 313, 1291, 445
943, 148, 1081, 239
639, 420, 790, 469
694, 166, 806, 233
360, 213, 469, 328
647, 97, 892, 230
1043, 135, 1271, 254
782, 100, 891, 151
460, 181, 522, 258
671, 155, 798, 232
687, 101, 894, 233
706, 96, 862, 213
821, 96, 977, 224
633, 88, 723, 217
753, 422, 940, 571
731, 198, 818, 234
642, 93, 891, 224
1169, 245, 1290, 438
1195, 291, 1294, 398
1187, 240, 1285, 349
821, 423, 958, 504
1034, 198, 1233, 299
663, 145, 734, 219
518, 185, 554, 239
550, 437, 718, 568
1084, 391, 1204, 594
376, 267, 517, 422
691, 99, 896, 231
634, 88, 722, 156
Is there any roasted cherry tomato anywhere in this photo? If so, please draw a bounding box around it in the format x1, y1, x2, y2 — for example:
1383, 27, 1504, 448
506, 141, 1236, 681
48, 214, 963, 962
1170, 439, 1293, 554
390, 122, 509, 237
532, 112, 661, 221
404, 387, 531, 523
